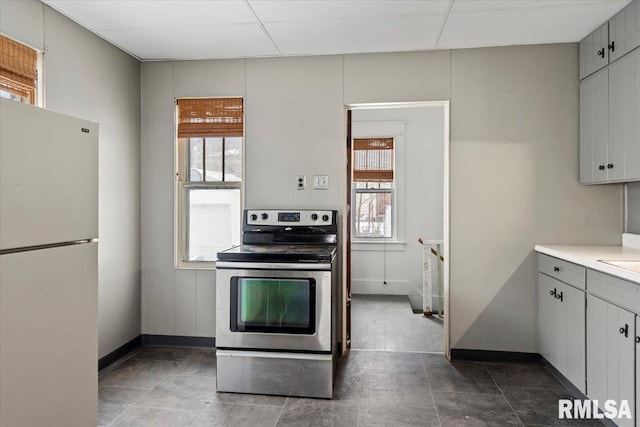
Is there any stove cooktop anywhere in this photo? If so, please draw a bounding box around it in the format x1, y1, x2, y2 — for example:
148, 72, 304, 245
216, 244, 337, 263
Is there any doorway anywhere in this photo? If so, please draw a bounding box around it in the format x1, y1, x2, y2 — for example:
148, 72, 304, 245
342, 101, 450, 357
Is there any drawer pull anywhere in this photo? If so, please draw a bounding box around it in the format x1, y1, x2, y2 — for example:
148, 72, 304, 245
620, 324, 629, 337
597, 48, 606, 58
553, 266, 560, 272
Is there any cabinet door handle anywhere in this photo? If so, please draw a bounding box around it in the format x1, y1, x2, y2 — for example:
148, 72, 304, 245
599, 165, 605, 170
553, 266, 560, 272
597, 48, 606, 58
556, 291, 563, 302
607, 163, 614, 169
608, 41, 615, 52
620, 324, 629, 337
635, 336, 640, 344
550, 288, 557, 298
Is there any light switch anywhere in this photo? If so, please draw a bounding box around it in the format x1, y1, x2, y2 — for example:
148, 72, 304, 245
297, 175, 306, 190
313, 175, 329, 190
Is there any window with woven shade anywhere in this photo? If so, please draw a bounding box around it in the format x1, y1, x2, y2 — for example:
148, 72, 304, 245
0, 35, 38, 105
353, 137, 395, 239
176, 98, 244, 266
353, 138, 394, 182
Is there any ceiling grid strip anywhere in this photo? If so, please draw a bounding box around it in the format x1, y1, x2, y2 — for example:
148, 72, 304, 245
244, 0, 282, 56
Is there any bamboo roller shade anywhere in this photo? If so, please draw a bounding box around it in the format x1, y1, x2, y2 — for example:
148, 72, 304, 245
353, 137, 394, 182
177, 98, 243, 138
0, 35, 37, 103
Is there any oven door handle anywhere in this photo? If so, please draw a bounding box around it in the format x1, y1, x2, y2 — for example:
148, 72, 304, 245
215, 261, 333, 271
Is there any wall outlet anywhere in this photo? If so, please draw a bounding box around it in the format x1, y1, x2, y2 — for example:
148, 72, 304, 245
297, 175, 306, 190
313, 175, 329, 190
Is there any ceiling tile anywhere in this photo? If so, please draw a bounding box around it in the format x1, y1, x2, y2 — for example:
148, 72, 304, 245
98, 24, 279, 60
249, 0, 450, 22
44, 0, 257, 31
437, 0, 631, 49
266, 14, 443, 55
41, 0, 636, 60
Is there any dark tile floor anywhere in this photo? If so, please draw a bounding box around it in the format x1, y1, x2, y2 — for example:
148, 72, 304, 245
351, 294, 444, 352
98, 347, 600, 426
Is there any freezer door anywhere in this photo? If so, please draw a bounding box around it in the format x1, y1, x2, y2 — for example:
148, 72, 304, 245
0, 243, 98, 427
0, 99, 98, 250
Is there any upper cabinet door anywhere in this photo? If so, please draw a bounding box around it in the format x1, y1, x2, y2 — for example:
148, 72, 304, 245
609, 47, 640, 182
0, 99, 98, 250
580, 67, 609, 184
609, 1, 640, 63
580, 22, 609, 80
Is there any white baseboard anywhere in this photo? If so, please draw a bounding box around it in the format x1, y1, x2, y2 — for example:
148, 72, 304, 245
352, 279, 409, 295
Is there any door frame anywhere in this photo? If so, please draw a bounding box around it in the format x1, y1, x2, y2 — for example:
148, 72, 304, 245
342, 100, 451, 359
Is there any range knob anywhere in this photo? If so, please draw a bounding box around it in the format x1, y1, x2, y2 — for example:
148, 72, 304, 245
322, 214, 329, 222
261, 213, 268, 220
250, 214, 258, 221
311, 213, 318, 221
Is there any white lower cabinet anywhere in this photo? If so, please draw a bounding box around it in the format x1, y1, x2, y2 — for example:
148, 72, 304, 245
538, 273, 586, 393
637, 316, 640, 427
537, 252, 640, 426
586, 294, 635, 427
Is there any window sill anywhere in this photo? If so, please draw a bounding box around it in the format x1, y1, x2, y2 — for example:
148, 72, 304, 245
176, 260, 218, 270
352, 241, 406, 251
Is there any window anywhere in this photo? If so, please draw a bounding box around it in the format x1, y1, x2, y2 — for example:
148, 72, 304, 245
0, 35, 38, 105
352, 137, 395, 239
176, 98, 243, 266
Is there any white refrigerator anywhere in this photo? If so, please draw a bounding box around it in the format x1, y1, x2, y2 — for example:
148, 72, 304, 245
0, 98, 98, 427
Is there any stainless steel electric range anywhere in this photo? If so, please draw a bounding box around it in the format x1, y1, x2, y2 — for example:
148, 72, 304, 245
215, 209, 339, 399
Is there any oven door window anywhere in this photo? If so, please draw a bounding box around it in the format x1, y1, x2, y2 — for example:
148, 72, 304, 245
231, 277, 316, 334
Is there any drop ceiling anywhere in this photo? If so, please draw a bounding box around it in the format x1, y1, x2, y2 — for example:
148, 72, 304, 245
42, 0, 631, 61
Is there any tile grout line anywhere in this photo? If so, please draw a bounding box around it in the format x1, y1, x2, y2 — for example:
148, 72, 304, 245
422, 356, 443, 427
273, 396, 288, 426
189, 410, 205, 427
484, 365, 526, 427
356, 359, 364, 427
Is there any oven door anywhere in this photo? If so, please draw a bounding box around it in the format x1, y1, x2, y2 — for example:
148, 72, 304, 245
216, 262, 332, 353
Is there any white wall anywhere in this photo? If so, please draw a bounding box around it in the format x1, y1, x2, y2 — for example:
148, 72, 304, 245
350, 106, 445, 310
141, 45, 622, 352
449, 45, 622, 351
1, 0, 142, 358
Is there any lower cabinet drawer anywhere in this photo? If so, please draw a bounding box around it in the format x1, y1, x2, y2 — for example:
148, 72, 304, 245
588, 270, 640, 314
538, 254, 586, 290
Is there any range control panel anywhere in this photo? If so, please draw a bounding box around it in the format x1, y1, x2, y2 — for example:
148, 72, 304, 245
246, 210, 335, 226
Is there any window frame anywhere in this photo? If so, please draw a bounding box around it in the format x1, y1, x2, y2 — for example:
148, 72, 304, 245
175, 97, 245, 269
351, 121, 406, 247
353, 183, 394, 239
0, 35, 42, 107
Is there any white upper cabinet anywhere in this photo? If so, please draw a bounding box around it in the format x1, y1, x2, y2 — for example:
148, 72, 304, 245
609, 1, 640, 63
580, 68, 609, 184
580, 22, 609, 80
579, 1, 640, 186
580, 1, 640, 80
608, 47, 640, 182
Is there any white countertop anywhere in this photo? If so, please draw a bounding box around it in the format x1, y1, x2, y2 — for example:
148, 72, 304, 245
535, 234, 640, 284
